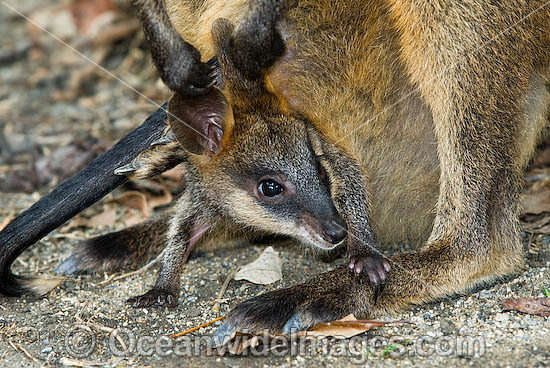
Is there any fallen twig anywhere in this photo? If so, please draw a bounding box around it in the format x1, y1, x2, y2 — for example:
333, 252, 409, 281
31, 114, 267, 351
170, 315, 226, 338
213, 270, 237, 313
7, 339, 41, 364
95, 273, 117, 286
95, 248, 166, 286
75, 300, 91, 320
59, 357, 109, 367
75, 315, 127, 351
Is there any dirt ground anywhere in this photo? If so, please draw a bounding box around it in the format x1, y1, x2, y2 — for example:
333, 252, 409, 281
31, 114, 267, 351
1, 1, 549, 367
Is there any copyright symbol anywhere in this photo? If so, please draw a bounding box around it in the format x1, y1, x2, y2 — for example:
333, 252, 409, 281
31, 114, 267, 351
65, 325, 96, 358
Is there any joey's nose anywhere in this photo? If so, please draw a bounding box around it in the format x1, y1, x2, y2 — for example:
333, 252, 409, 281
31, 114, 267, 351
322, 219, 347, 244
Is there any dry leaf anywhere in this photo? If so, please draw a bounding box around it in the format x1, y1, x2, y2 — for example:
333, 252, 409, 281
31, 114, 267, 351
161, 166, 186, 181
87, 207, 117, 228
298, 314, 411, 339
146, 189, 173, 209
28, 0, 120, 43
521, 179, 550, 215
69, 0, 119, 35
120, 210, 148, 228
61, 205, 117, 231
111, 191, 149, 217
213, 332, 266, 355
34, 137, 111, 189
61, 188, 168, 233
0, 213, 14, 231
234, 246, 282, 285
28, 5, 77, 42
111, 189, 172, 223
502, 298, 550, 317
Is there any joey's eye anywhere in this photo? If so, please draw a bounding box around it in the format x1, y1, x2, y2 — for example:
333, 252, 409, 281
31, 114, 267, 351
258, 179, 284, 197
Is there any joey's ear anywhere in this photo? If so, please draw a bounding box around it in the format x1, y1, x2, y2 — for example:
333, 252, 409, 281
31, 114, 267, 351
167, 87, 233, 155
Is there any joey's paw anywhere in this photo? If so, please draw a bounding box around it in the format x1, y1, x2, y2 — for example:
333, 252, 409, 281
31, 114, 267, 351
349, 254, 391, 292
126, 289, 178, 308
213, 288, 349, 346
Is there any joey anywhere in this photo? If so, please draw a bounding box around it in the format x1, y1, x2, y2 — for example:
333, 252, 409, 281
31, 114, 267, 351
122, 8, 389, 307
127, 85, 386, 307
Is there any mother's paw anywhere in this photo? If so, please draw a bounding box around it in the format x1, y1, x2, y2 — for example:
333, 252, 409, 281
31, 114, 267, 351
213, 285, 352, 346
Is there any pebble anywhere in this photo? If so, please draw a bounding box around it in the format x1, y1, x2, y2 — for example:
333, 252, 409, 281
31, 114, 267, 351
41, 346, 53, 354
439, 318, 457, 335
186, 308, 201, 318
494, 313, 509, 322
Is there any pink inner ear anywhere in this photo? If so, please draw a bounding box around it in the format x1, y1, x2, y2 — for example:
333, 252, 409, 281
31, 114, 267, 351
167, 88, 229, 155
207, 119, 224, 154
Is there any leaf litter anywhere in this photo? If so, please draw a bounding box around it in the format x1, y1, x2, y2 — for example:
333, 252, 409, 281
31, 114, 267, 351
501, 297, 550, 317
521, 144, 550, 236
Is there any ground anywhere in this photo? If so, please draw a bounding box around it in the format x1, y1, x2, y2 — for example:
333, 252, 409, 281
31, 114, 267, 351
0, 1, 549, 367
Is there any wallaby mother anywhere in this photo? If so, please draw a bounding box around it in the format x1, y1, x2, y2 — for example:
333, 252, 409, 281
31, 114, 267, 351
2, 0, 550, 337
150, 0, 550, 335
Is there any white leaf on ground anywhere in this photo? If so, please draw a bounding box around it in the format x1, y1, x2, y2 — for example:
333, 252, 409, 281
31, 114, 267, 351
234, 246, 282, 285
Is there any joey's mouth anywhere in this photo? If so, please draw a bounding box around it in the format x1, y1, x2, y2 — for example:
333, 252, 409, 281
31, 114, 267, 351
300, 217, 346, 250
301, 226, 343, 250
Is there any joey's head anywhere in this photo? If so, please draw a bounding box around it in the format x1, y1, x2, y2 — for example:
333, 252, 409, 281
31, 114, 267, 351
219, 112, 349, 250
168, 90, 347, 250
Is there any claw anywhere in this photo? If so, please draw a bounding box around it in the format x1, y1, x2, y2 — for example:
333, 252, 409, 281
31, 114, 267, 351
373, 284, 383, 305
348, 254, 390, 302
282, 314, 304, 335
114, 162, 141, 176
213, 321, 236, 347
206, 56, 219, 70
126, 289, 178, 308
367, 269, 379, 286
383, 260, 391, 272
